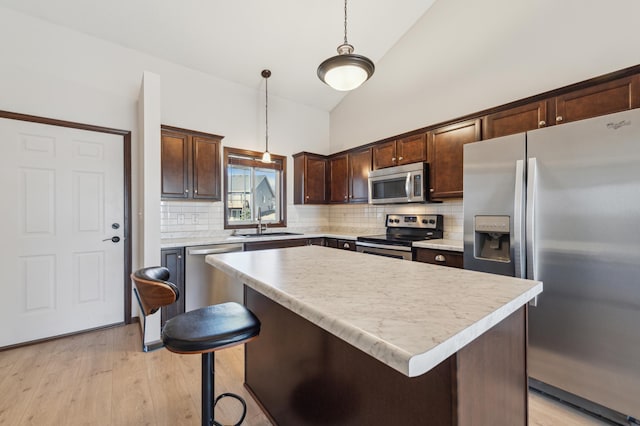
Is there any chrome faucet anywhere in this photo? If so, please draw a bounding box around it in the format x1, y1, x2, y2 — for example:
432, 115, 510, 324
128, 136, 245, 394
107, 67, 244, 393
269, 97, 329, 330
257, 207, 267, 235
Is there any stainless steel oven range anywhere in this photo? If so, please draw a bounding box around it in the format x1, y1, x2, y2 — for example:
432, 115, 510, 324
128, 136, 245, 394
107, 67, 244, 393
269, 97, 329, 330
356, 214, 443, 260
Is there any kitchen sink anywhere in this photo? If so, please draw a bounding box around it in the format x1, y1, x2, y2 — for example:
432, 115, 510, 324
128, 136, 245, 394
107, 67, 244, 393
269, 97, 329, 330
237, 232, 302, 238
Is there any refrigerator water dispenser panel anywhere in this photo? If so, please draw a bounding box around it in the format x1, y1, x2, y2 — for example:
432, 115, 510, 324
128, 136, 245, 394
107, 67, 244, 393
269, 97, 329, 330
474, 215, 511, 262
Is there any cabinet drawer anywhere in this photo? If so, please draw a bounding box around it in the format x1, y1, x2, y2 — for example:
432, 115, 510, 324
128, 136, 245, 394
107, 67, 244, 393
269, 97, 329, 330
338, 239, 356, 251
413, 248, 463, 268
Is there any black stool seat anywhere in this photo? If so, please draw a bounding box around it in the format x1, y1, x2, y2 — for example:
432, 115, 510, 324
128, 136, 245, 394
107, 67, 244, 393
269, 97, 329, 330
162, 302, 260, 354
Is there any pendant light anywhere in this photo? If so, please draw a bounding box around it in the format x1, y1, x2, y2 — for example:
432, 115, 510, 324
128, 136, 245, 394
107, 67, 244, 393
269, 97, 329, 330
261, 69, 271, 163
317, 0, 375, 91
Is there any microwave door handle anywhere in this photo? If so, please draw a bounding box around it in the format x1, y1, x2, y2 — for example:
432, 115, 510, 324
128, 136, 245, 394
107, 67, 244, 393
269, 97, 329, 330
405, 173, 411, 200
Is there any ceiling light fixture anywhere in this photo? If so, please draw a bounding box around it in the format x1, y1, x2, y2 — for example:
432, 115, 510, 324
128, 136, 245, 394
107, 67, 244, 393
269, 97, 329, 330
261, 69, 271, 163
317, 0, 375, 91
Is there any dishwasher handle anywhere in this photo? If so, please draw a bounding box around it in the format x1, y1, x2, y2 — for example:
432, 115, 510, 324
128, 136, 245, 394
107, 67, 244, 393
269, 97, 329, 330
187, 244, 244, 255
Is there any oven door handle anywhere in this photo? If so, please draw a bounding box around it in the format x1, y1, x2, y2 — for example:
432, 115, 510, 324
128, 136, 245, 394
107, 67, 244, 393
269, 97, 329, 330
356, 241, 412, 252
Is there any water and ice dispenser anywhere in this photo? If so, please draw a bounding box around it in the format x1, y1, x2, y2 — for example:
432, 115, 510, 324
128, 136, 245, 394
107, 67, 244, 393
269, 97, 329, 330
474, 216, 511, 262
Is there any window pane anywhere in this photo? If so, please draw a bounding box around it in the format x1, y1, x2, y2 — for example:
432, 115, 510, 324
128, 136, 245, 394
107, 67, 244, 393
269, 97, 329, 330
255, 168, 278, 222
227, 166, 252, 223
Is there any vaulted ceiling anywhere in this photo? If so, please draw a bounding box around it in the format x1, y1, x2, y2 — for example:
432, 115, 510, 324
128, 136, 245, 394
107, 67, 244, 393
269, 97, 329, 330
0, 0, 437, 111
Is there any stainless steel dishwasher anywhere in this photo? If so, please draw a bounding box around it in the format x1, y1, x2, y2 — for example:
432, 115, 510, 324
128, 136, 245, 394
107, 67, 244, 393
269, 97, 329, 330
185, 243, 244, 312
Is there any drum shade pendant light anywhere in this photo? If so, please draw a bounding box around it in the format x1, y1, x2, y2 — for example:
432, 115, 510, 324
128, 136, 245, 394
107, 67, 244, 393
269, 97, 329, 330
261, 69, 271, 163
317, 0, 375, 91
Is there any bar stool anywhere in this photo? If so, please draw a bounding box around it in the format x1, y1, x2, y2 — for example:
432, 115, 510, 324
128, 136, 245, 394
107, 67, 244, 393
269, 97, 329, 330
131, 266, 260, 426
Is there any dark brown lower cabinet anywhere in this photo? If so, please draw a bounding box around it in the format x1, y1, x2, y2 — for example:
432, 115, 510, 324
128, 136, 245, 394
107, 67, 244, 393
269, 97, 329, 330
244, 238, 326, 252
413, 247, 463, 269
160, 247, 185, 326
325, 238, 356, 251
245, 287, 527, 425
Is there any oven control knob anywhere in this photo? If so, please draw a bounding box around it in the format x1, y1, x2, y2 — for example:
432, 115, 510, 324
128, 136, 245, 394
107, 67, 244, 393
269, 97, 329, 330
394, 219, 400, 223
429, 219, 435, 224
422, 219, 428, 224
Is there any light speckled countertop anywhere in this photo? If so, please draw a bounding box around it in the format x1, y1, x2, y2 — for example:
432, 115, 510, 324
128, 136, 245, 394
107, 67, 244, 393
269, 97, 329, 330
412, 238, 463, 252
206, 245, 542, 377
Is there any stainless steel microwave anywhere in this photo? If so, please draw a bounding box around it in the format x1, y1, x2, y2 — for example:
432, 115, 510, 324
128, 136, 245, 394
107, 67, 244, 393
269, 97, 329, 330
368, 162, 430, 204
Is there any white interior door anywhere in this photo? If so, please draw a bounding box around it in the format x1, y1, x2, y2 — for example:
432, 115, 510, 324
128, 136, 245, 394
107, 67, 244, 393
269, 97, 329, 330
0, 117, 124, 347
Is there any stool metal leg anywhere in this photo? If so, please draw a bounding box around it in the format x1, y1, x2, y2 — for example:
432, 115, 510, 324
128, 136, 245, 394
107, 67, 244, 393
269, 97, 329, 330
201, 351, 248, 426
202, 352, 214, 426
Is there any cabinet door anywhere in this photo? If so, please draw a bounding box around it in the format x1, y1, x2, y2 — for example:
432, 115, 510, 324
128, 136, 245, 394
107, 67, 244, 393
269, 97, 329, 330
192, 136, 220, 200
161, 130, 189, 199
325, 238, 339, 248
294, 153, 327, 205
484, 101, 549, 139
160, 248, 185, 326
428, 119, 481, 199
397, 133, 427, 165
330, 154, 349, 203
555, 75, 640, 125
349, 147, 372, 203
306, 157, 327, 203
372, 140, 397, 170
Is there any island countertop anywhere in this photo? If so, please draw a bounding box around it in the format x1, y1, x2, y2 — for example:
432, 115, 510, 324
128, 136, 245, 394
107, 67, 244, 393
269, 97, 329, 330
206, 245, 542, 377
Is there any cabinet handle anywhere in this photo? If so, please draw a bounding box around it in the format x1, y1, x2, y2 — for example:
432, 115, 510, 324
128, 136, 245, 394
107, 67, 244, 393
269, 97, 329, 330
344, 195, 348, 200
556, 116, 563, 123
194, 189, 198, 194
185, 189, 189, 193
178, 255, 182, 259
538, 120, 546, 127
430, 188, 434, 193
391, 157, 396, 161
399, 156, 403, 161
343, 242, 350, 249
306, 195, 309, 199
435, 254, 446, 262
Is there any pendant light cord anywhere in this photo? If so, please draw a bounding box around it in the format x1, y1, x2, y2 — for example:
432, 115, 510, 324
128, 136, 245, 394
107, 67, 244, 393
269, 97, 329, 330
343, 0, 348, 45
265, 74, 269, 152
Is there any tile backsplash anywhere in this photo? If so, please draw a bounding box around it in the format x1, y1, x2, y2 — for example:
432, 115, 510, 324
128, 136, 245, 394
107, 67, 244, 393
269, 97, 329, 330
160, 200, 463, 241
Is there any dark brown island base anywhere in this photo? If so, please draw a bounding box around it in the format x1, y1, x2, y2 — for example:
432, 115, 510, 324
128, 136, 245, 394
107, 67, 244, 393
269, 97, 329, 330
207, 246, 542, 426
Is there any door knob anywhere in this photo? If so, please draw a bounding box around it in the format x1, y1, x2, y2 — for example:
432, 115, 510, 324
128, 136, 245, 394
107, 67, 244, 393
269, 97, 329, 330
103, 236, 121, 243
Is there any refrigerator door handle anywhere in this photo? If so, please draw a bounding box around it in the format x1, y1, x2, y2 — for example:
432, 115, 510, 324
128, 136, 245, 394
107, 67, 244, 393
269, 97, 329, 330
526, 157, 538, 283
513, 160, 525, 278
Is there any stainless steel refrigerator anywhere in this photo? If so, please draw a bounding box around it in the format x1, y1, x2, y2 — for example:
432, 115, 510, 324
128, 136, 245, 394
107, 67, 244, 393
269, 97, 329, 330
463, 109, 640, 423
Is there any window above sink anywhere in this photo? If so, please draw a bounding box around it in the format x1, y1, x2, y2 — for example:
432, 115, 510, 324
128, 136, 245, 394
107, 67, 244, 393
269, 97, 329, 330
223, 147, 287, 230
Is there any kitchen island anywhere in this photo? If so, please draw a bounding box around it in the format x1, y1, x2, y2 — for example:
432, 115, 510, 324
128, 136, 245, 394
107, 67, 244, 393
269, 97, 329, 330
206, 246, 542, 425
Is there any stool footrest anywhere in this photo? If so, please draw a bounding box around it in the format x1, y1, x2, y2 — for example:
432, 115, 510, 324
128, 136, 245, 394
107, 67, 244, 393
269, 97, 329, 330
212, 393, 247, 426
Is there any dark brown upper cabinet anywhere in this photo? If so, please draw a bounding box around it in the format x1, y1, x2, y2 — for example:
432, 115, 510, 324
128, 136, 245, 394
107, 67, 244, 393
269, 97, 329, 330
329, 147, 372, 204
554, 75, 640, 125
161, 126, 222, 201
427, 119, 481, 199
372, 133, 427, 170
294, 66, 640, 203
329, 154, 349, 203
483, 100, 550, 139
293, 152, 328, 204
348, 147, 372, 203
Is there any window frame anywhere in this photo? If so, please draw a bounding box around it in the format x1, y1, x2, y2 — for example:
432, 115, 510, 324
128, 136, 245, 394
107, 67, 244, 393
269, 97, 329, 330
223, 146, 287, 230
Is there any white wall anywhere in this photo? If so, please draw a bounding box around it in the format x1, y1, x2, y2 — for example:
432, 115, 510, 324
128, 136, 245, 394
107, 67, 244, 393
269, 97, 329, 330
329, 0, 640, 152
0, 7, 330, 317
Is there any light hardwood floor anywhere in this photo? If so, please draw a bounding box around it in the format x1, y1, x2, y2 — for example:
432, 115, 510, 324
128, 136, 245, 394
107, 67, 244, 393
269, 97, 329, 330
0, 324, 611, 426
